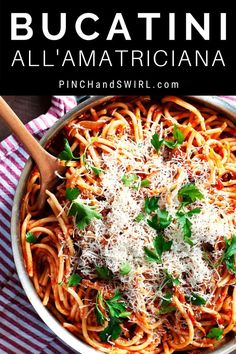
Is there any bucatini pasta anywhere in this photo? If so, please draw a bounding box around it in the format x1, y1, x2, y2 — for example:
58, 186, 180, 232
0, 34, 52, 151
21, 96, 236, 353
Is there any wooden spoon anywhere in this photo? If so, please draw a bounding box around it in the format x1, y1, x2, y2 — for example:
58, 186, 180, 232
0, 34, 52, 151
0, 96, 65, 211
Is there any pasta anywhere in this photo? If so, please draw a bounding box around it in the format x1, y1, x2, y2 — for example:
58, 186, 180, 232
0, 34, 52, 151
21, 96, 236, 353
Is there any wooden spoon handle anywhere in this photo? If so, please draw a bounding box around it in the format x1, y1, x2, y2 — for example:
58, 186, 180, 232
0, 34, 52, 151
0, 96, 51, 167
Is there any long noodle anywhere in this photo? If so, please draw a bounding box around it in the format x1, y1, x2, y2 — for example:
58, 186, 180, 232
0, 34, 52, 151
21, 96, 236, 353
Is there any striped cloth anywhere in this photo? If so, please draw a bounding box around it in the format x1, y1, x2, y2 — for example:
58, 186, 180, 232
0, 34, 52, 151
1, 96, 236, 354
0, 96, 78, 354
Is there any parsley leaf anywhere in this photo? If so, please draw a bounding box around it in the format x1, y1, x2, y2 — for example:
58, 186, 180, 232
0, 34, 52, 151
96, 266, 113, 280
224, 235, 236, 259
147, 209, 172, 231
140, 179, 151, 187
82, 154, 104, 176
26, 232, 37, 243
157, 209, 172, 229
159, 305, 176, 314
225, 258, 236, 274
151, 125, 184, 153
151, 133, 163, 153
164, 270, 180, 287
223, 235, 236, 274
58, 138, 79, 161
176, 211, 193, 246
65, 187, 80, 201
158, 293, 176, 314
144, 247, 161, 262
178, 183, 204, 206
90, 165, 104, 175
68, 201, 102, 229
154, 236, 173, 256
207, 327, 224, 340
120, 263, 132, 276
186, 207, 201, 217
95, 291, 106, 325
173, 124, 185, 146
161, 292, 172, 306
107, 291, 122, 302
98, 291, 131, 342
122, 174, 150, 190
132, 179, 151, 190
188, 293, 206, 306
95, 305, 106, 325
144, 235, 172, 263
144, 196, 159, 213
67, 273, 82, 287
105, 291, 131, 319
117, 311, 132, 318
106, 300, 125, 318
122, 174, 138, 187
135, 213, 145, 222
176, 207, 201, 246
99, 317, 122, 342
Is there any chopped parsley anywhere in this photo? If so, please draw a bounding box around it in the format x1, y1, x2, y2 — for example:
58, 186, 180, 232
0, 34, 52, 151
164, 270, 181, 287
151, 125, 184, 153
105, 291, 131, 319
178, 183, 204, 206
173, 124, 185, 145
223, 235, 236, 274
135, 212, 145, 222
67, 273, 82, 287
144, 247, 161, 262
206, 327, 224, 340
122, 174, 150, 190
140, 179, 151, 187
158, 293, 176, 314
136, 196, 160, 222
151, 133, 163, 153
99, 317, 122, 342
65, 187, 80, 201
122, 174, 138, 187
133, 179, 151, 190
188, 293, 206, 306
144, 235, 172, 263
58, 138, 79, 161
95, 291, 106, 325
144, 196, 159, 213
68, 201, 102, 229
26, 232, 37, 243
176, 207, 201, 246
147, 209, 172, 231
158, 305, 176, 314
90, 165, 104, 175
83, 157, 104, 176
120, 263, 132, 276
96, 266, 113, 280
98, 291, 131, 342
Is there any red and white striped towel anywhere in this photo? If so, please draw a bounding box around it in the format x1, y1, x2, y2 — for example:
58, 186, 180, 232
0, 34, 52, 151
1, 96, 236, 354
0, 96, 78, 354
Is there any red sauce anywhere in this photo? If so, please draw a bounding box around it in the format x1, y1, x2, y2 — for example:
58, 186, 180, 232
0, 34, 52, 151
214, 178, 224, 190
217, 317, 224, 326
188, 311, 196, 325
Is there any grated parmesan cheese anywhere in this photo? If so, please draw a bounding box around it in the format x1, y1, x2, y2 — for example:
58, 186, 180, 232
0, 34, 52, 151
72, 134, 236, 314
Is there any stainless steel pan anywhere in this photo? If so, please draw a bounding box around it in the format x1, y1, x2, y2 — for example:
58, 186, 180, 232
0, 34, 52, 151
11, 95, 236, 354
